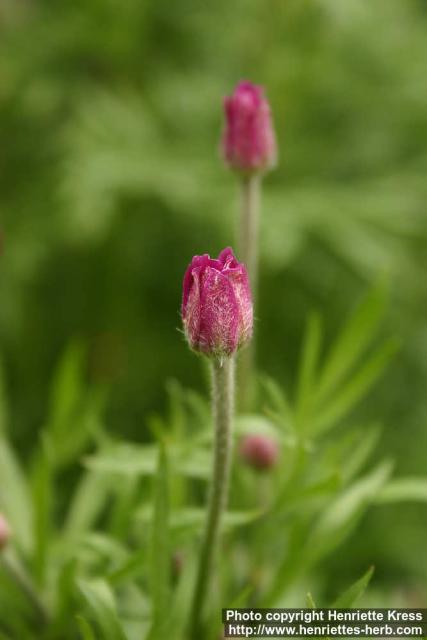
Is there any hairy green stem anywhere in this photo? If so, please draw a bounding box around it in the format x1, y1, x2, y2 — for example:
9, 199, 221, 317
190, 357, 235, 637
238, 174, 261, 411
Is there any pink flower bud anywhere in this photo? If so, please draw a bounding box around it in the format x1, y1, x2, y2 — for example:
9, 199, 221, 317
0, 514, 11, 551
222, 80, 277, 174
239, 434, 279, 471
171, 550, 184, 578
182, 247, 253, 358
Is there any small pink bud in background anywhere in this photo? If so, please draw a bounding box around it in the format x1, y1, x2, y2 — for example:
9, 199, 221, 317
0, 514, 11, 551
222, 80, 277, 174
239, 434, 279, 471
172, 550, 184, 579
182, 247, 253, 359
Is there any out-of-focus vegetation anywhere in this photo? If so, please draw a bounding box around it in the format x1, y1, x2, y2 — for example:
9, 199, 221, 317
1, 0, 427, 636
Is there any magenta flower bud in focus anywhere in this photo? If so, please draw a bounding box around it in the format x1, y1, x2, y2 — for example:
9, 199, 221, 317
222, 80, 277, 174
182, 247, 253, 359
0, 514, 11, 551
240, 434, 279, 471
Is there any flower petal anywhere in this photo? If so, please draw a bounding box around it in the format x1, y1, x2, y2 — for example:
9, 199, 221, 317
198, 267, 240, 356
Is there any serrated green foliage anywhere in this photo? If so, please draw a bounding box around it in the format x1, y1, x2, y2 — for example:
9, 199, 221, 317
306, 462, 393, 564
0, 282, 413, 635
84, 442, 213, 479
44, 344, 106, 468
283, 287, 398, 438
148, 445, 170, 640
136, 506, 261, 534
310, 338, 398, 435
306, 592, 317, 608
0, 436, 32, 552
332, 566, 374, 607
76, 615, 97, 640
315, 285, 387, 404
31, 436, 53, 586
65, 470, 113, 536
0, 359, 9, 436
295, 312, 323, 428
259, 376, 294, 433
340, 425, 382, 483
78, 579, 127, 640
47, 342, 86, 442
375, 478, 427, 504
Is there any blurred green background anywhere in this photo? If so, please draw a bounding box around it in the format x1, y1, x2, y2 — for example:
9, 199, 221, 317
1, 0, 426, 602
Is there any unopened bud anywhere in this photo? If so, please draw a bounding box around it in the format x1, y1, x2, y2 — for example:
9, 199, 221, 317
0, 514, 11, 550
171, 551, 184, 579
222, 81, 277, 175
182, 247, 253, 359
239, 434, 279, 471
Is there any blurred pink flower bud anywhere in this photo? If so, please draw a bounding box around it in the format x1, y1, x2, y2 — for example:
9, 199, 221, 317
222, 80, 277, 174
182, 247, 253, 359
239, 434, 279, 471
172, 550, 184, 578
0, 514, 11, 551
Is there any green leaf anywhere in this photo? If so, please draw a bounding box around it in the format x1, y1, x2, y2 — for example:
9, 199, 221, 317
0, 436, 32, 552
57, 391, 106, 467
332, 566, 374, 607
177, 448, 212, 479
78, 579, 127, 640
235, 414, 283, 439
1, 549, 49, 624
294, 472, 341, 502
79, 533, 128, 564
84, 443, 158, 475
84, 442, 213, 479
259, 375, 294, 433
230, 585, 255, 608
307, 461, 393, 563
306, 592, 317, 608
311, 338, 398, 435
0, 358, 9, 436
184, 389, 210, 428
295, 312, 322, 426
374, 478, 427, 504
76, 615, 97, 640
65, 469, 113, 536
108, 475, 140, 537
166, 379, 186, 439
315, 284, 387, 403
234, 413, 296, 450
148, 445, 170, 640
341, 425, 381, 483
31, 436, 53, 584
107, 547, 146, 586
136, 506, 260, 533
44, 343, 105, 467
47, 342, 86, 440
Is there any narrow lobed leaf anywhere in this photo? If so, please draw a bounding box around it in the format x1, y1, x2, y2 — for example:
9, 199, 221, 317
315, 284, 388, 404
332, 566, 375, 607
148, 445, 171, 640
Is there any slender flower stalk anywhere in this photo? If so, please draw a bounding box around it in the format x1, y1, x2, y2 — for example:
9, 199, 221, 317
238, 174, 260, 408
181, 248, 253, 636
190, 356, 234, 637
239, 174, 261, 298
222, 81, 277, 410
